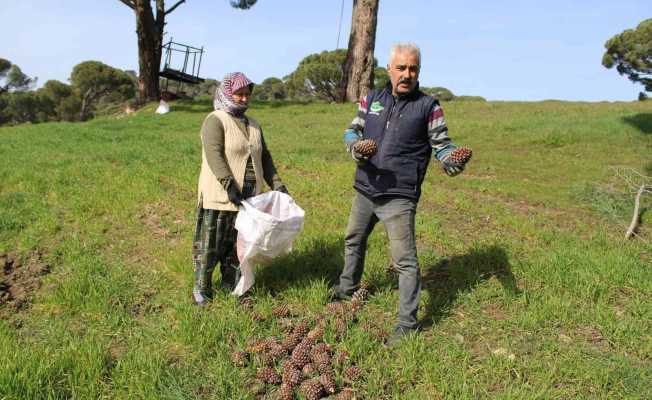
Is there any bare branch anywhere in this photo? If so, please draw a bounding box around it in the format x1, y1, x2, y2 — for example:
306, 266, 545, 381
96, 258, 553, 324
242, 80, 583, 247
610, 166, 652, 191
165, 0, 186, 15
625, 184, 650, 239
117, 0, 135, 10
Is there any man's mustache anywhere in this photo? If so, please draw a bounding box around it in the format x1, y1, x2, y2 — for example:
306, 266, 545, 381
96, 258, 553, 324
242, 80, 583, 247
399, 78, 412, 85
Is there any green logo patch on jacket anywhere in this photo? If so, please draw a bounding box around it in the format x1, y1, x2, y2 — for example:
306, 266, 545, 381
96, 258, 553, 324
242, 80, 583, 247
369, 101, 384, 114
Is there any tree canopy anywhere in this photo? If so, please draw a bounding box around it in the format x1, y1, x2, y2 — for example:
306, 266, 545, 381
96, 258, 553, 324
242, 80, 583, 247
70, 61, 135, 120
254, 77, 287, 101
422, 86, 456, 101
285, 49, 347, 102
0, 59, 37, 94
0, 59, 137, 126
373, 66, 389, 90
602, 18, 652, 94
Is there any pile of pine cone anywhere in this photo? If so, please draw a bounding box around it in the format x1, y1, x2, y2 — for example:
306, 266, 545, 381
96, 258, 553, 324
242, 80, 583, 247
232, 285, 374, 399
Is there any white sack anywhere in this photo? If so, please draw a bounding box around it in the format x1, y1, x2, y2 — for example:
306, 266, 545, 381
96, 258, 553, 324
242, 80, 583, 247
155, 100, 170, 114
233, 191, 305, 296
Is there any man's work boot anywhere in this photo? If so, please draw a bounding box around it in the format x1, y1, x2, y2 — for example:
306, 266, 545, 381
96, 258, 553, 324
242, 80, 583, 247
385, 325, 418, 348
328, 286, 352, 302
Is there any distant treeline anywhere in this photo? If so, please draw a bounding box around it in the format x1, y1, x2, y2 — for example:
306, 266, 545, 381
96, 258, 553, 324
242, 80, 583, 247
256, 49, 485, 103
0, 59, 137, 126
0, 50, 485, 127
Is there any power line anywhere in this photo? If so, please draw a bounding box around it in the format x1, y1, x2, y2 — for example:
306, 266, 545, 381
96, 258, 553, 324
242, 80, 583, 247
336, 0, 345, 49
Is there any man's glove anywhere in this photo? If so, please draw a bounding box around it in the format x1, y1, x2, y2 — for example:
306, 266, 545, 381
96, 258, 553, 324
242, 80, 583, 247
221, 177, 243, 205
351, 147, 369, 164
351, 139, 377, 165
274, 185, 289, 195
441, 155, 465, 177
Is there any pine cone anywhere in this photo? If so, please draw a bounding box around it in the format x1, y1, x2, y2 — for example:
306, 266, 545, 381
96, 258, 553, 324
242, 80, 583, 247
299, 336, 316, 349
257, 366, 281, 385
335, 388, 356, 400
263, 337, 280, 349
247, 338, 268, 355
268, 343, 287, 359
275, 384, 295, 400
371, 327, 389, 342
281, 333, 302, 353
334, 318, 347, 340
299, 378, 324, 400
281, 363, 302, 388
240, 296, 254, 310
319, 372, 337, 395
301, 362, 317, 378
343, 366, 362, 382
353, 139, 378, 157
272, 304, 291, 318
292, 321, 310, 338
310, 343, 332, 357
326, 302, 346, 316
449, 147, 472, 165
351, 286, 369, 303
230, 350, 248, 367
316, 362, 334, 377
350, 298, 363, 315
291, 343, 311, 369
306, 326, 324, 342
311, 351, 331, 369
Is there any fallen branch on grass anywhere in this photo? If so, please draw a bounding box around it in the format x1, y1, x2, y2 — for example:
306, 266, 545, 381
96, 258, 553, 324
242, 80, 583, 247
625, 184, 652, 240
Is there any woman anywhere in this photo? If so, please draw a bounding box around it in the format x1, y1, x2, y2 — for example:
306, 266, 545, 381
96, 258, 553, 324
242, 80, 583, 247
192, 72, 288, 306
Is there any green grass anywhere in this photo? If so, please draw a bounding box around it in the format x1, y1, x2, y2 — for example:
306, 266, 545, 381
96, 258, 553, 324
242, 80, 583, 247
1, 99, 651, 399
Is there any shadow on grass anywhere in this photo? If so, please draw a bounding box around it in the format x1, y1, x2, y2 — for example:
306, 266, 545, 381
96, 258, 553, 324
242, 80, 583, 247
418, 245, 519, 329
254, 236, 344, 295
622, 113, 652, 135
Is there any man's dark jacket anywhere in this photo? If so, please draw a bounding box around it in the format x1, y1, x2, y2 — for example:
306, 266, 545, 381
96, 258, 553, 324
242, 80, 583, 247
355, 85, 438, 201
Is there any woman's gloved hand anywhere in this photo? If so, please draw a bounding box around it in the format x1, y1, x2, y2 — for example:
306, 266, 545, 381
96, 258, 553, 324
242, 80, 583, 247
274, 185, 289, 195
221, 177, 243, 205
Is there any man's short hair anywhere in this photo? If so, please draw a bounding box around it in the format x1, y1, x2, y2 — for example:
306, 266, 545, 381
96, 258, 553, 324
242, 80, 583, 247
389, 43, 421, 66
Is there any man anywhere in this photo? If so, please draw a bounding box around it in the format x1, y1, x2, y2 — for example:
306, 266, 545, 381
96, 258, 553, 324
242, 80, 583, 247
335, 43, 470, 345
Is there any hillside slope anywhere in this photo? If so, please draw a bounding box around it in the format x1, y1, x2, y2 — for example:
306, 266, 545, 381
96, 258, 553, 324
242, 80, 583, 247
1, 99, 651, 399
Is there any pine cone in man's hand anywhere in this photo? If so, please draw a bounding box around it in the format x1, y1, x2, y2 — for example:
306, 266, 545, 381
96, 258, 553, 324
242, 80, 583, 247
353, 139, 378, 158
449, 147, 473, 165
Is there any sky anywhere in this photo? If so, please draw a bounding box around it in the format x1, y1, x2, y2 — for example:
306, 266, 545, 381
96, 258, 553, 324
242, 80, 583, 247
1, 0, 650, 101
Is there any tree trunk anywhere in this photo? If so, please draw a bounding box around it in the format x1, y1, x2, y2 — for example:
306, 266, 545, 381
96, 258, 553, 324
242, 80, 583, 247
339, 0, 379, 103
80, 88, 95, 121
134, 0, 165, 102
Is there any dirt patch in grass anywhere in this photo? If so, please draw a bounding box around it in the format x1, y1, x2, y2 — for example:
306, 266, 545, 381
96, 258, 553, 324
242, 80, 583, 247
138, 201, 191, 245
576, 325, 610, 351
128, 287, 162, 317
140, 202, 175, 240
0, 251, 51, 314
482, 303, 507, 321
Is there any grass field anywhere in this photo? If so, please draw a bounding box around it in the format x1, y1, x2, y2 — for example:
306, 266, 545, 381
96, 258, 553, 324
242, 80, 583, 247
1, 98, 651, 399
